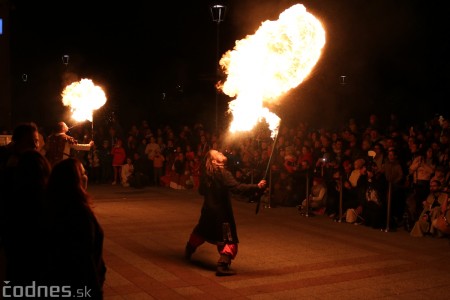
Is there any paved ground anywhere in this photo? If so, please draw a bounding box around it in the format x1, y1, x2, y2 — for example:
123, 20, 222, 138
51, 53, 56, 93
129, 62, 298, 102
37, 184, 450, 299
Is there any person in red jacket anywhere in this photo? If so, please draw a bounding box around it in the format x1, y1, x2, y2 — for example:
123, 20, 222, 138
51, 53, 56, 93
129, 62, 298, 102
111, 138, 126, 185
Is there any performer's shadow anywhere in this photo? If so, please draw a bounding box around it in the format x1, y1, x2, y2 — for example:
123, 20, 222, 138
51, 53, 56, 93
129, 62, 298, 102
188, 259, 216, 272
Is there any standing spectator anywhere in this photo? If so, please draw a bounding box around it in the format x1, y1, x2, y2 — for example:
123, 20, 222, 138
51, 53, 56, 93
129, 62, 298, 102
185, 144, 195, 162
408, 147, 436, 215
171, 152, 186, 189
164, 139, 177, 175
0, 122, 39, 172
88, 143, 101, 184
111, 138, 126, 185
31, 122, 46, 156
3, 150, 51, 283
325, 169, 342, 218
1, 123, 40, 255
297, 145, 313, 167
384, 149, 406, 229
144, 136, 160, 186
359, 165, 388, 229
125, 135, 138, 156
189, 155, 202, 189
153, 149, 165, 187
107, 126, 119, 150
372, 143, 386, 172
197, 135, 210, 158
136, 137, 148, 158
130, 152, 150, 188
97, 140, 113, 184
410, 147, 437, 187
41, 158, 106, 298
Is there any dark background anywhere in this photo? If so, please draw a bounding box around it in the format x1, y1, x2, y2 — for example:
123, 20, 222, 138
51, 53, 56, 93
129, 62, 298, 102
8, 0, 450, 131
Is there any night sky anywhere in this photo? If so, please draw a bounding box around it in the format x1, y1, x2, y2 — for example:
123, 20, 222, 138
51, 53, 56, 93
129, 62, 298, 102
8, 0, 450, 131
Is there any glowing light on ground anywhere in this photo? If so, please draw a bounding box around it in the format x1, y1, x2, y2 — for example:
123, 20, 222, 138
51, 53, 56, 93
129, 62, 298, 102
218, 4, 326, 137
61, 79, 107, 122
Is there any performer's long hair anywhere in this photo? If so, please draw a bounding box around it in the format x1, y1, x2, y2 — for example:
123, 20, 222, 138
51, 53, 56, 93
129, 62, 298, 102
205, 150, 227, 176
199, 150, 227, 194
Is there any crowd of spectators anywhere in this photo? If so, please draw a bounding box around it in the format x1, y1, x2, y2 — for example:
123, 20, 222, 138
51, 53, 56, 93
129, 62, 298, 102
2, 111, 449, 237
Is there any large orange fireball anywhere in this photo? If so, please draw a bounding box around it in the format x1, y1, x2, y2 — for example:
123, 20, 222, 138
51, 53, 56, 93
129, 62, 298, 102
218, 4, 326, 137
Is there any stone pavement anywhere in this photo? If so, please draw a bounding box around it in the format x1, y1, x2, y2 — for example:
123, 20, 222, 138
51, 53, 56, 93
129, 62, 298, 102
88, 184, 450, 300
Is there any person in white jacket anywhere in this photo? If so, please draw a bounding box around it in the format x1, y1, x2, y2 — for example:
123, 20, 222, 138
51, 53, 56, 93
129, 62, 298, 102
121, 157, 134, 187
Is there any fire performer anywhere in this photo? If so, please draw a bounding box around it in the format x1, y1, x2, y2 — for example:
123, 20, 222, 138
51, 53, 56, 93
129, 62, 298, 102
184, 149, 267, 276
49, 78, 106, 168
45, 121, 93, 167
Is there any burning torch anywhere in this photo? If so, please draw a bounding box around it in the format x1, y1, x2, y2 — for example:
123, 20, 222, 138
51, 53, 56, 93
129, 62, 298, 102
61, 78, 107, 141
217, 4, 326, 214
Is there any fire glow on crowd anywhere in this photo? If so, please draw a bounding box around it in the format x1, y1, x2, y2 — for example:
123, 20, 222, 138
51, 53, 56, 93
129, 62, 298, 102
61, 78, 107, 123
218, 4, 326, 138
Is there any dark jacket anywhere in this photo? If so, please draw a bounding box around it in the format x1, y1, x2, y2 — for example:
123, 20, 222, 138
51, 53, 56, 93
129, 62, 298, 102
194, 167, 260, 245
42, 202, 106, 299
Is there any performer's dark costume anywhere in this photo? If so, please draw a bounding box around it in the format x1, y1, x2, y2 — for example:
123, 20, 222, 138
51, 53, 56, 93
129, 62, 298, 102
185, 150, 265, 276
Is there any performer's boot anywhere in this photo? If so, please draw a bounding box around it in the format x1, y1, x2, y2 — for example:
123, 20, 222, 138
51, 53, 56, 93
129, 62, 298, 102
216, 254, 236, 276
184, 242, 196, 260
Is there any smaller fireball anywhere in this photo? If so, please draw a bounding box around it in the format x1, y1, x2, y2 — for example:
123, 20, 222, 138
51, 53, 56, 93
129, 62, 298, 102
62, 79, 107, 122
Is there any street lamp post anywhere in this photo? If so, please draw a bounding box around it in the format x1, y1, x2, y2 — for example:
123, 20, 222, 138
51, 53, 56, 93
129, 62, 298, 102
210, 4, 226, 133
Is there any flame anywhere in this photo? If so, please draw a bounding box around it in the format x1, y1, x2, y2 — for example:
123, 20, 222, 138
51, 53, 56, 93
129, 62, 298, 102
61, 78, 107, 122
219, 4, 326, 137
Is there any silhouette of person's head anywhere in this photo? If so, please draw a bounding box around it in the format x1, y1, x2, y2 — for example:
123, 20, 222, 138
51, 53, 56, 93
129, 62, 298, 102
47, 158, 89, 206
12, 122, 39, 152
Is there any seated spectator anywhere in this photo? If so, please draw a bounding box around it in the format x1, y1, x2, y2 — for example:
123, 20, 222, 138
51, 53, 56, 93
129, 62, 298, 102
300, 176, 327, 215
121, 157, 134, 187
410, 180, 449, 237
